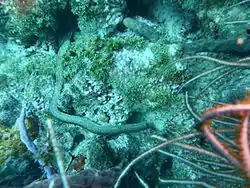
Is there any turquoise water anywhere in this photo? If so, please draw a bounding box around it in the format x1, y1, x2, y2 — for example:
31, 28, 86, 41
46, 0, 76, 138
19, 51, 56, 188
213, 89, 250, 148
0, 0, 249, 187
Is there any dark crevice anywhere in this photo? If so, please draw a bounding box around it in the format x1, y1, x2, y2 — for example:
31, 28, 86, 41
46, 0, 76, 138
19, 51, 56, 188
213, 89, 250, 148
53, 8, 78, 41
126, 0, 154, 17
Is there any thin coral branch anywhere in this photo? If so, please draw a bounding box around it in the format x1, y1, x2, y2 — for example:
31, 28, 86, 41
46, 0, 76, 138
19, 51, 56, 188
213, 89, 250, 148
199, 68, 236, 95
178, 66, 225, 92
134, 172, 149, 188
180, 56, 250, 67
226, 0, 250, 10
158, 150, 244, 182
114, 133, 201, 188
238, 116, 250, 177
199, 94, 250, 178
202, 124, 241, 168
153, 135, 229, 163
185, 91, 239, 127
214, 132, 237, 148
159, 179, 216, 188
47, 118, 70, 188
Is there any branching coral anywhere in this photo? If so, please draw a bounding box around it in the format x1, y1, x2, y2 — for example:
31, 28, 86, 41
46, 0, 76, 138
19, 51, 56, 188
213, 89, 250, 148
113, 51, 250, 187
114, 92, 250, 187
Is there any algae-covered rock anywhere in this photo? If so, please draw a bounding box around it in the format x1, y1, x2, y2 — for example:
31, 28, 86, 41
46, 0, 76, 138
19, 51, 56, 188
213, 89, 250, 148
110, 41, 182, 112
3, 0, 70, 45
70, 0, 127, 34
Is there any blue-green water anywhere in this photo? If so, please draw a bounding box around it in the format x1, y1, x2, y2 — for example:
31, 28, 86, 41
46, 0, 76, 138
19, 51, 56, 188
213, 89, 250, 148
0, 0, 249, 187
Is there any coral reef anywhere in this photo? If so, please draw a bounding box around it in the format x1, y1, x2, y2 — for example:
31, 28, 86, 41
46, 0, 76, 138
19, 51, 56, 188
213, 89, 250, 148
0, 0, 249, 187
0, 125, 26, 164
2, 0, 69, 45
70, 0, 127, 34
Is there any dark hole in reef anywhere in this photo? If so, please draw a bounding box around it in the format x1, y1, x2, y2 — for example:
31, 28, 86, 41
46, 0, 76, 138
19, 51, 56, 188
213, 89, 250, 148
126, 111, 143, 124
24, 4, 78, 46
126, 0, 153, 17
247, 28, 250, 35
71, 134, 85, 150
160, 157, 173, 176
53, 6, 78, 41
23, 35, 39, 46
117, 22, 127, 32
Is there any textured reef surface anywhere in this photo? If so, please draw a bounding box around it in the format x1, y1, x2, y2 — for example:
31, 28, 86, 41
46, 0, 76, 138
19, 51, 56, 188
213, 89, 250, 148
0, 0, 249, 187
